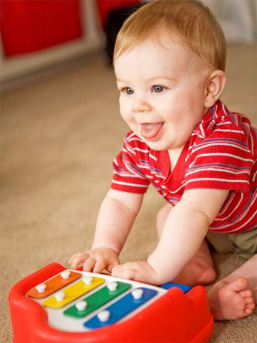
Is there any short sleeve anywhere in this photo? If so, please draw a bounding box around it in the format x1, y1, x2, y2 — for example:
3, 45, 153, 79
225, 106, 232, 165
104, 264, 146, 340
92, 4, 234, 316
184, 125, 256, 192
111, 134, 150, 194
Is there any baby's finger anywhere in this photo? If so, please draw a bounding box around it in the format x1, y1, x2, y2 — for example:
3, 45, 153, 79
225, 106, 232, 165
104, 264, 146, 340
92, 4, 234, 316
69, 253, 78, 265
106, 260, 119, 273
112, 265, 122, 275
112, 266, 137, 280
93, 259, 106, 273
70, 252, 89, 270
83, 257, 97, 272
122, 268, 137, 280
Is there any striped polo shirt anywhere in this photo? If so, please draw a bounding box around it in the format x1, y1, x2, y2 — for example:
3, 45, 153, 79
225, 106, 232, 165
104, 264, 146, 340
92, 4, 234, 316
111, 100, 257, 233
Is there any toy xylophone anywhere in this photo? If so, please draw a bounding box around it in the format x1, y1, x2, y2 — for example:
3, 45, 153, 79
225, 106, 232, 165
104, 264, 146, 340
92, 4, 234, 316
9, 263, 214, 342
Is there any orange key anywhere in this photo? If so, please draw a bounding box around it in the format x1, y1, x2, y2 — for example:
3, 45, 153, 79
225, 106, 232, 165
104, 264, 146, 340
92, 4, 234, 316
26, 270, 81, 299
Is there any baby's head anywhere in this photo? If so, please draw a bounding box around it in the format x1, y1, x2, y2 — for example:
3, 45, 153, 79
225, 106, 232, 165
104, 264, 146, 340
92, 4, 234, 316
114, 0, 227, 152
114, 0, 226, 72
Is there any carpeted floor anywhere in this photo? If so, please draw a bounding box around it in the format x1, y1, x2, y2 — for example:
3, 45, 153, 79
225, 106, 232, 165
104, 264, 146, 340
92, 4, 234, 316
1, 44, 256, 342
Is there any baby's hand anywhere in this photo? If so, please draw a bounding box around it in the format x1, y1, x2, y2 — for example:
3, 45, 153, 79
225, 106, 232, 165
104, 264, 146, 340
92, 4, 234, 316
112, 261, 161, 285
69, 247, 119, 273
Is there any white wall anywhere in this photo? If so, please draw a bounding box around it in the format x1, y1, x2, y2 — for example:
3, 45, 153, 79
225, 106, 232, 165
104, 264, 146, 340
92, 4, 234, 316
203, 0, 256, 42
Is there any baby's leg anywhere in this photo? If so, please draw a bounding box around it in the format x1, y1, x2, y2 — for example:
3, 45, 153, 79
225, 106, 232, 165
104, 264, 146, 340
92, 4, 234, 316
156, 204, 216, 285
208, 254, 256, 320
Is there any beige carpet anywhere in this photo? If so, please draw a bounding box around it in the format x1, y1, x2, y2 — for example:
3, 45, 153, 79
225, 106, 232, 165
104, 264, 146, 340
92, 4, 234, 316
1, 44, 257, 342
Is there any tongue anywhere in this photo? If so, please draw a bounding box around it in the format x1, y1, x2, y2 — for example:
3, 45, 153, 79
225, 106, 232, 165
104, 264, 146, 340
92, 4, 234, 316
140, 123, 163, 140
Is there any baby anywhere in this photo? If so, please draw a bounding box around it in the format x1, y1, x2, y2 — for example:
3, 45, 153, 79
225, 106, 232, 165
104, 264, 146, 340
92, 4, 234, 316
69, 0, 257, 320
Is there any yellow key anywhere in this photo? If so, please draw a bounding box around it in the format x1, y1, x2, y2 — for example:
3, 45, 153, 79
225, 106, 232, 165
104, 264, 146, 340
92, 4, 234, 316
43, 276, 105, 308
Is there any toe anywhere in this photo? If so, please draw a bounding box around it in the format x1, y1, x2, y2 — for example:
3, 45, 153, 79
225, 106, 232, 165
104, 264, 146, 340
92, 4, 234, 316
229, 277, 249, 292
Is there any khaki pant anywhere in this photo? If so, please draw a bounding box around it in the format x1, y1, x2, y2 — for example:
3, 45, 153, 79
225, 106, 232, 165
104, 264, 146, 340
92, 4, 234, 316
207, 229, 257, 261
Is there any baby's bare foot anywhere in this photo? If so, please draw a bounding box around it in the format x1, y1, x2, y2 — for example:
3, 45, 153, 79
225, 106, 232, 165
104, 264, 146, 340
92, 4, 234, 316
208, 277, 255, 320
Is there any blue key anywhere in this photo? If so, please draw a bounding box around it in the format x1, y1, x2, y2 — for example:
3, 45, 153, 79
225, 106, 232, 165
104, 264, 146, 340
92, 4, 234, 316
161, 282, 192, 293
84, 287, 157, 329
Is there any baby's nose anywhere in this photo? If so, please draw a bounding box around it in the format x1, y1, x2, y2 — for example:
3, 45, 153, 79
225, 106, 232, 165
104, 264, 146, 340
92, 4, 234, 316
132, 97, 151, 113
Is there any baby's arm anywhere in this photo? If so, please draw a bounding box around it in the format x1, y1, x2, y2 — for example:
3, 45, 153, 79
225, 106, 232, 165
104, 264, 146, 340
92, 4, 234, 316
69, 189, 143, 272
112, 188, 229, 284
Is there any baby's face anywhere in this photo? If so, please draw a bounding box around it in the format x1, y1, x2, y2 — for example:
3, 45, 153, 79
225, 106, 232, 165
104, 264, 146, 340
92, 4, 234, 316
114, 35, 210, 152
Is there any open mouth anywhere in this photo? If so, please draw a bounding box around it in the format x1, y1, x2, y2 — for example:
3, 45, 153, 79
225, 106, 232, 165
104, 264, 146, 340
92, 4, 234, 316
140, 123, 164, 141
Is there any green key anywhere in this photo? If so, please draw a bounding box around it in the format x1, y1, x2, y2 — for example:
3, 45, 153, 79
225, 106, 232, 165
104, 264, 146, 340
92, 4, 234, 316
64, 281, 131, 318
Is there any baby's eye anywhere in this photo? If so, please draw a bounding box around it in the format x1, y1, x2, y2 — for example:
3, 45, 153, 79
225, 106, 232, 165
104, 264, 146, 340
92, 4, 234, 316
153, 85, 164, 93
124, 87, 134, 95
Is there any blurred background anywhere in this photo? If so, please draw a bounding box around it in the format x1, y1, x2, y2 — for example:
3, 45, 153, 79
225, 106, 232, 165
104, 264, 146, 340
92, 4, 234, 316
1, 1, 257, 342
0, 0, 256, 90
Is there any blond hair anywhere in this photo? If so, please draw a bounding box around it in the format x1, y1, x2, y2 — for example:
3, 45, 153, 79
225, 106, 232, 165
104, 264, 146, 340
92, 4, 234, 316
114, 0, 226, 71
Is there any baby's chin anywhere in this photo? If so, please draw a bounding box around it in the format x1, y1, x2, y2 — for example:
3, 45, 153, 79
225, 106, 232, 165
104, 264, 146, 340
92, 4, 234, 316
140, 138, 172, 151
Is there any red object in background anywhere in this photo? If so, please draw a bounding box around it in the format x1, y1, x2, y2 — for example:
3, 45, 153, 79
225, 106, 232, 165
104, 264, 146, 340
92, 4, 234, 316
0, 0, 82, 57
97, 0, 141, 29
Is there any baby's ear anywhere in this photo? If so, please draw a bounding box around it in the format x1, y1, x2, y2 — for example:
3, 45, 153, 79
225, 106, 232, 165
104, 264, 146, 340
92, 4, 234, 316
204, 70, 226, 108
